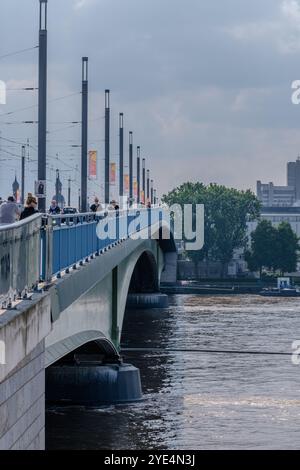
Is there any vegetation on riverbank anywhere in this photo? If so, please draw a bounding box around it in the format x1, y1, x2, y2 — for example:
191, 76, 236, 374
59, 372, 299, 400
163, 182, 260, 276
245, 220, 300, 277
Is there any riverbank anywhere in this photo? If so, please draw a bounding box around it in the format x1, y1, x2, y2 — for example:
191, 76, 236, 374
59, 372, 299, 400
160, 281, 271, 295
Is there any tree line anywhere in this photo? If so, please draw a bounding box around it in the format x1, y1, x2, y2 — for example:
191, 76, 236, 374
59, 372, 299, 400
245, 220, 299, 276
162, 182, 300, 277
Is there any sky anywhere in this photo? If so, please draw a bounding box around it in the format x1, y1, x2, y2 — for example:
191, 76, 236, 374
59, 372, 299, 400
2, 0, 300, 205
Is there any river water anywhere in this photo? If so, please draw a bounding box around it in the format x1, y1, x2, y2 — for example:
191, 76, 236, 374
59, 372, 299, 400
46, 295, 300, 450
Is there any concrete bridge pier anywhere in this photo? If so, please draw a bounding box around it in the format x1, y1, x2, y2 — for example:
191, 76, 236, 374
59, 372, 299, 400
46, 361, 143, 406
45, 235, 173, 407
126, 293, 169, 309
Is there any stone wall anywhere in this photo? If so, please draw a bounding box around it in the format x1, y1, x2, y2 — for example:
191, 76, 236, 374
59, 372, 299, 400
0, 293, 51, 450
178, 259, 227, 279
0, 341, 45, 450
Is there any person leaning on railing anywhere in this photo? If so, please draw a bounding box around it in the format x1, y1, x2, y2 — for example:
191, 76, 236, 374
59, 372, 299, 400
107, 200, 120, 211
20, 193, 39, 220
49, 200, 61, 215
90, 197, 103, 213
0, 196, 20, 225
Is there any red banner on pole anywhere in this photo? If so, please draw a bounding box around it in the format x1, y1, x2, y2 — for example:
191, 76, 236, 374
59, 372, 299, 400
110, 163, 116, 184
89, 151, 97, 179
124, 174, 129, 192
133, 179, 138, 198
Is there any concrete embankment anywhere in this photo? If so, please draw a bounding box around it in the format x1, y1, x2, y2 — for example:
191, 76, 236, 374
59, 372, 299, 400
160, 284, 263, 295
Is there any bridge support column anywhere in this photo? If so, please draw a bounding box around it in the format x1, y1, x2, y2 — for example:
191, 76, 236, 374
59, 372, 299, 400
126, 293, 169, 309
46, 362, 143, 406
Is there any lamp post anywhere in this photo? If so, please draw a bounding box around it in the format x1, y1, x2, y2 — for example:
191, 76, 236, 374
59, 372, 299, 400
137, 146, 140, 205
68, 178, 71, 207
119, 113, 124, 200
105, 90, 110, 205
151, 179, 154, 205
38, 0, 48, 212
81, 57, 88, 212
142, 158, 146, 204
21, 145, 25, 205
129, 132, 133, 204
147, 169, 150, 202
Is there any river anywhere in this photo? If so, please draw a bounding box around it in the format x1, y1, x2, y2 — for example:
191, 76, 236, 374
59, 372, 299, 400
46, 295, 300, 450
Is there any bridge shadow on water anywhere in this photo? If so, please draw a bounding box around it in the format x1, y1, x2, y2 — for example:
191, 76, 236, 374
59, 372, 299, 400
45, 300, 180, 450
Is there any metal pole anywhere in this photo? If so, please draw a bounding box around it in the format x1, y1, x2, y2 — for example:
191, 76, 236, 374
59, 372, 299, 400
81, 57, 88, 212
142, 158, 146, 204
129, 132, 133, 203
137, 146, 140, 204
68, 178, 71, 207
147, 169, 150, 202
21, 145, 25, 204
119, 113, 124, 200
151, 180, 154, 205
154, 189, 157, 205
105, 90, 110, 205
78, 188, 81, 211
38, 0, 48, 212
55, 169, 59, 206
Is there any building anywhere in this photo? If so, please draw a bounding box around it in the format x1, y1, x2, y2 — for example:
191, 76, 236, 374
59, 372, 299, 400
257, 157, 300, 207
248, 206, 300, 238
256, 181, 295, 207
287, 158, 300, 199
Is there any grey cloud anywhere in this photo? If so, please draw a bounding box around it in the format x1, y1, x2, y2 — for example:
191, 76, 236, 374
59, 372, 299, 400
1, 0, 300, 202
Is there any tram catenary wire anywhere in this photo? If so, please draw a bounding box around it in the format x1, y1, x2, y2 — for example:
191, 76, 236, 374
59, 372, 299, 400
0, 45, 38, 60
121, 347, 293, 357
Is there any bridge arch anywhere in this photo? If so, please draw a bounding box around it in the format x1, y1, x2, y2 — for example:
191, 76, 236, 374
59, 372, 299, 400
46, 237, 167, 364
129, 250, 159, 294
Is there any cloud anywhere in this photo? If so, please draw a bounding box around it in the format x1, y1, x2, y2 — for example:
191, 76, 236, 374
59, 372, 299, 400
225, 0, 300, 54
73, 0, 96, 10
2, 0, 300, 201
281, 0, 300, 23
225, 21, 280, 42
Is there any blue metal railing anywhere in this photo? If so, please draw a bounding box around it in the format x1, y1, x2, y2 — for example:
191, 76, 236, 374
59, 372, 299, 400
43, 208, 163, 279
0, 206, 169, 306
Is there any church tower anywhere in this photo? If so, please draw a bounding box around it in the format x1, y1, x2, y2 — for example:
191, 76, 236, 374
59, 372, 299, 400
12, 175, 20, 203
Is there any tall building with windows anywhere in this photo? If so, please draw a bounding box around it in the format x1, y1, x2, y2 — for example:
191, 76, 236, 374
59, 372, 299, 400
256, 181, 296, 207
257, 157, 300, 207
287, 157, 300, 200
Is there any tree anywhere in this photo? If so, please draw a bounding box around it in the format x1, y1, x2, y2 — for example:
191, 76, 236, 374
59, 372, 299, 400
163, 182, 211, 274
245, 220, 278, 277
162, 182, 260, 277
246, 221, 299, 276
206, 184, 260, 275
274, 222, 299, 275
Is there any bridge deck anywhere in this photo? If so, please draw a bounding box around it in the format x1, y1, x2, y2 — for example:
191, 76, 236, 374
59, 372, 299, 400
0, 207, 175, 310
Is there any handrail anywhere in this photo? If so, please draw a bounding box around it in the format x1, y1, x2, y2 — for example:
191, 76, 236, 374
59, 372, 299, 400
45, 207, 163, 278
0, 214, 43, 308
0, 213, 42, 232
0, 207, 166, 308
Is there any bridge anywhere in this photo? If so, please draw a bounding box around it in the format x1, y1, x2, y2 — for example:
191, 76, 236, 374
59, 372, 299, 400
0, 208, 177, 450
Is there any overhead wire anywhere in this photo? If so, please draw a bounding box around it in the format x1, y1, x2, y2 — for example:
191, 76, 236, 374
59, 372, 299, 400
121, 347, 293, 357
0, 45, 38, 61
